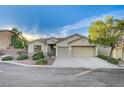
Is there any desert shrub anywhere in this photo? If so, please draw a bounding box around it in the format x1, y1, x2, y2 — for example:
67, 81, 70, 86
2, 56, 13, 61
36, 58, 48, 65
32, 52, 45, 60
17, 54, 28, 60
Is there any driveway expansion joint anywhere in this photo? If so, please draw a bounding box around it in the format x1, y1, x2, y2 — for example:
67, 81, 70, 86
73, 69, 96, 78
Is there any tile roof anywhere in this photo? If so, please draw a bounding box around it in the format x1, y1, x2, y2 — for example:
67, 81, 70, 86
29, 33, 88, 44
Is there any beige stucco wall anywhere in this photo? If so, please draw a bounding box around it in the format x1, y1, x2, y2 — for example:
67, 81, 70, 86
70, 38, 92, 46
98, 46, 123, 59
28, 41, 46, 54
114, 47, 123, 59
56, 35, 80, 46
0, 31, 13, 49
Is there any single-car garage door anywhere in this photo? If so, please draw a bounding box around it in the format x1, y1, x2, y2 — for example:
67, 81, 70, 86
58, 47, 69, 57
72, 46, 95, 57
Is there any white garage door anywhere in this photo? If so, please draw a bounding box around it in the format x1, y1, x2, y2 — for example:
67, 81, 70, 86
58, 47, 69, 57
72, 46, 95, 57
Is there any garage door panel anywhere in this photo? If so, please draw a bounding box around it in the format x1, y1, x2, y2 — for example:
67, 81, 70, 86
72, 46, 95, 57
58, 47, 69, 57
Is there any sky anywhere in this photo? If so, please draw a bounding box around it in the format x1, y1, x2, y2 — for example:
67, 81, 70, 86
0, 5, 124, 40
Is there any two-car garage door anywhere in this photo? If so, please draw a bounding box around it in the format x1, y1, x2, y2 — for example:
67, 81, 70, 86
72, 46, 95, 57
57, 46, 96, 57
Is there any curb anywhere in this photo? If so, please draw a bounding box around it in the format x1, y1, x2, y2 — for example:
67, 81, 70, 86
118, 64, 124, 67
0, 60, 124, 69
0, 61, 54, 68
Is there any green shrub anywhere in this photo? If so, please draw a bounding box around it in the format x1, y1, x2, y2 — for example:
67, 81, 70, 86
36, 58, 48, 65
97, 55, 119, 64
97, 55, 108, 60
108, 58, 119, 64
17, 54, 28, 60
32, 52, 45, 60
2, 56, 13, 61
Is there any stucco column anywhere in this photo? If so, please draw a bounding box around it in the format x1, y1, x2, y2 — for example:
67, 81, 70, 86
56, 46, 58, 57
46, 44, 48, 53
95, 46, 98, 56
45, 44, 48, 56
69, 46, 72, 57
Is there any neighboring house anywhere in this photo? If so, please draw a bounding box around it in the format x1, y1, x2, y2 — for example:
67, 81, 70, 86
56, 34, 98, 57
28, 33, 98, 57
0, 30, 13, 49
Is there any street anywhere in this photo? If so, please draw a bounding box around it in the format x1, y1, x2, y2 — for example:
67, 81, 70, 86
0, 62, 124, 87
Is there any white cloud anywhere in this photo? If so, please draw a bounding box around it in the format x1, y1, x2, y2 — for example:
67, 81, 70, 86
0, 24, 48, 40
53, 10, 124, 37
22, 33, 41, 41
20, 25, 48, 40
2, 10, 124, 39
35, 9, 124, 38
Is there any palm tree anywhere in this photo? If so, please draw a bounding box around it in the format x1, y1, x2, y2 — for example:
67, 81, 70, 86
11, 27, 28, 49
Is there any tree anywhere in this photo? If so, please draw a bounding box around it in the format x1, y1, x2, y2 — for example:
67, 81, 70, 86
11, 27, 28, 49
88, 16, 124, 59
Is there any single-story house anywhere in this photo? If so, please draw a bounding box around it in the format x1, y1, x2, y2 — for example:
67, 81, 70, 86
28, 33, 98, 57
0, 30, 13, 49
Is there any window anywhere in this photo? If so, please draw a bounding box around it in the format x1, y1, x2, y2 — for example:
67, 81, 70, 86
34, 45, 42, 52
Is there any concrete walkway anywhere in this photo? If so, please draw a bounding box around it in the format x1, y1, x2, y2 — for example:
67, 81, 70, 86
53, 57, 118, 69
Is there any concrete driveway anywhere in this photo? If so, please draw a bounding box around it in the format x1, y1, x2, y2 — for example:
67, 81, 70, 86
53, 57, 118, 69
